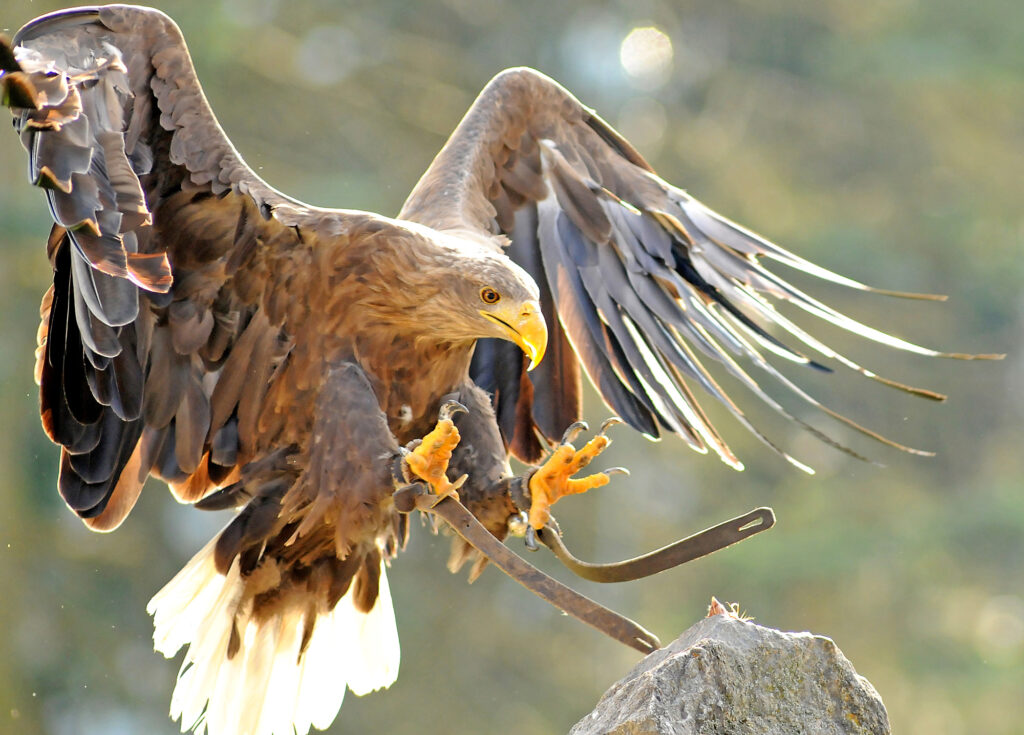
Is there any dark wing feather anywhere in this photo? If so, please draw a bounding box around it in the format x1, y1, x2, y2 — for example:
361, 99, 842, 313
3, 6, 381, 530
507, 205, 583, 449
401, 67, 997, 469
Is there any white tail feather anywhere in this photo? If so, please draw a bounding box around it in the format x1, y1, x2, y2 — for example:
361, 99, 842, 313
147, 539, 400, 735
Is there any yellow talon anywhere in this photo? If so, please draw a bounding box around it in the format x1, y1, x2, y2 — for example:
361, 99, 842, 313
527, 418, 625, 530
405, 401, 467, 504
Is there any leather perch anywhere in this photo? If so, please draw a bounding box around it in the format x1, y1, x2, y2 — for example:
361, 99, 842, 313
392, 482, 775, 654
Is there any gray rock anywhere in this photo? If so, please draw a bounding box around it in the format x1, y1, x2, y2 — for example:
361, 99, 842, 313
570, 612, 890, 735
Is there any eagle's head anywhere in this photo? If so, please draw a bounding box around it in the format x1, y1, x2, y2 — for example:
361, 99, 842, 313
448, 250, 548, 370
373, 223, 548, 369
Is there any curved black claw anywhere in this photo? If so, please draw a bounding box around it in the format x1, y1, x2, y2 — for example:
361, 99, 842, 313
560, 420, 589, 445
439, 399, 469, 421
524, 524, 540, 551
599, 416, 624, 435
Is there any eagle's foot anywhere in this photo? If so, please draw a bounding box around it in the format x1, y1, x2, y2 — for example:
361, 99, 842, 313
528, 417, 628, 530
404, 400, 468, 505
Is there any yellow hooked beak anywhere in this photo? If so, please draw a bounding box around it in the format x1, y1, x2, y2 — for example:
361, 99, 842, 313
480, 300, 548, 371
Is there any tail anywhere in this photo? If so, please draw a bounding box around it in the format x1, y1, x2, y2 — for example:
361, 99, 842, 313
147, 536, 400, 735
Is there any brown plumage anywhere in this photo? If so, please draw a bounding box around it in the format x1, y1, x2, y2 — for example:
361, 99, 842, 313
1, 6, 999, 735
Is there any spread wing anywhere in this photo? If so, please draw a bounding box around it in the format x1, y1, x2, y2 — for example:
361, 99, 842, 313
399, 67, 991, 468
2, 6, 380, 530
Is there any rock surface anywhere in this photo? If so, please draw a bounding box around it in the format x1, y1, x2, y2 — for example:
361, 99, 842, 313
570, 612, 890, 735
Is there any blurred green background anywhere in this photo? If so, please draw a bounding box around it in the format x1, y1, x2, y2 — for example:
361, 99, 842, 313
1, 0, 1020, 733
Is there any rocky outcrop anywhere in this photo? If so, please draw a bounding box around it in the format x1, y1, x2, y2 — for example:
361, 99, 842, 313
570, 604, 890, 735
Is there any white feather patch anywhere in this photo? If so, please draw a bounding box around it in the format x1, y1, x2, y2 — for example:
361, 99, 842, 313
147, 541, 401, 735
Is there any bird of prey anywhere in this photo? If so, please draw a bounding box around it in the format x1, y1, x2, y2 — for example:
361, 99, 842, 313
0, 5, 996, 735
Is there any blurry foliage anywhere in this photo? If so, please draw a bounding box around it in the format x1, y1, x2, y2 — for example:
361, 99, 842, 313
1, 0, 1020, 733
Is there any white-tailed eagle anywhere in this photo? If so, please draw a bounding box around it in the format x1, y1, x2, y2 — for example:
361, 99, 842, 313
0, 6, 997, 735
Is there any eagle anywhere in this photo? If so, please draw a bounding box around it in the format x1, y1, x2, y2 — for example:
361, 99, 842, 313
0, 6, 996, 735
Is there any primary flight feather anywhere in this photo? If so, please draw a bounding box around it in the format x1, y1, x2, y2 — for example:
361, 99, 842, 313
0, 5, 996, 735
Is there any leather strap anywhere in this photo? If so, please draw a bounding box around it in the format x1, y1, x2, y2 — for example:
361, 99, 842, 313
536, 507, 775, 583
392, 483, 661, 654
392, 483, 776, 655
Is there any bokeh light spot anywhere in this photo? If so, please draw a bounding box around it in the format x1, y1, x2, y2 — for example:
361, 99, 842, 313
619, 26, 673, 87
294, 25, 361, 87
974, 594, 1024, 665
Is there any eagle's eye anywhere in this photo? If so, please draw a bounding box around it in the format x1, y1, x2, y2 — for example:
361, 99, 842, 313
480, 287, 501, 305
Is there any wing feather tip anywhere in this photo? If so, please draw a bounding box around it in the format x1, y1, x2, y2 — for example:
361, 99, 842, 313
868, 287, 948, 302
1, 72, 39, 110
795, 461, 815, 476
866, 373, 947, 402
721, 456, 744, 471
127, 252, 173, 293
938, 351, 1005, 361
